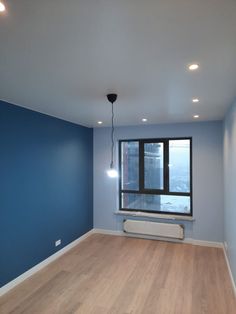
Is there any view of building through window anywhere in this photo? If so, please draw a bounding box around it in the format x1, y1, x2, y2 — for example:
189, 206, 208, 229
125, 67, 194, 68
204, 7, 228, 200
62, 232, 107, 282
169, 140, 190, 193
121, 141, 139, 190
144, 142, 164, 190
120, 139, 191, 215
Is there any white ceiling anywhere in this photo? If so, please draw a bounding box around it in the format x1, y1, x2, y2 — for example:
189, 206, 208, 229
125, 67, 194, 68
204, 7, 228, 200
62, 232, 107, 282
0, 0, 236, 127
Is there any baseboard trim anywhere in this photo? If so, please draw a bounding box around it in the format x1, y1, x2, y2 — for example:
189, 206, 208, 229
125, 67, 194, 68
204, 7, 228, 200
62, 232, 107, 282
93, 228, 124, 236
0, 229, 94, 297
223, 242, 236, 297
189, 239, 223, 248
92, 228, 223, 248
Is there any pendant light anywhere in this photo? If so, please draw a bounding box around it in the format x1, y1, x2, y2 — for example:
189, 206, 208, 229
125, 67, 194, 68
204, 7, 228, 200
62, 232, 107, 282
0, 1, 6, 12
106, 93, 118, 178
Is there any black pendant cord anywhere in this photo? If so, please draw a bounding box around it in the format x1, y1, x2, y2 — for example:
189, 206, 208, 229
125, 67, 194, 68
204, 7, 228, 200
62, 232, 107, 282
110, 101, 114, 168
106, 93, 117, 170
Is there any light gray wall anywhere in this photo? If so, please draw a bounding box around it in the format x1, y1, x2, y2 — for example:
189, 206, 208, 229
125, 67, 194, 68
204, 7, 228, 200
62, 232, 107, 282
224, 100, 236, 282
93, 121, 224, 242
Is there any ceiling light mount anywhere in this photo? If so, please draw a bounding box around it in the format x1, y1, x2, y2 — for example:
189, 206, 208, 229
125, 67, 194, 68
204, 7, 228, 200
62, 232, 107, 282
107, 93, 117, 104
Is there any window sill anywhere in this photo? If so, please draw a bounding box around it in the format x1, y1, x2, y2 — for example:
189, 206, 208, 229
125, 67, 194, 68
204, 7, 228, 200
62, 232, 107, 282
114, 210, 195, 221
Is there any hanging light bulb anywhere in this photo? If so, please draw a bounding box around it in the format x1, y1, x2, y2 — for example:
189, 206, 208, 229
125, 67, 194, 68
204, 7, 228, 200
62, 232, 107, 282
107, 168, 118, 178
0, 2, 6, 12
106, 93, 118, 178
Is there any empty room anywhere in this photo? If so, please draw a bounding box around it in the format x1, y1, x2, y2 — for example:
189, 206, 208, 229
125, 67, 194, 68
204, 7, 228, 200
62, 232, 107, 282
0, 0, 236, 313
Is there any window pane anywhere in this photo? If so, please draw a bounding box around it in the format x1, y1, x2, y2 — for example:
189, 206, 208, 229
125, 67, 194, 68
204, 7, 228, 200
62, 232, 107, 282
144, 143, 164, 190
121, 141, 139, 190
169, 140, 190, 193
122, 193, 190, 214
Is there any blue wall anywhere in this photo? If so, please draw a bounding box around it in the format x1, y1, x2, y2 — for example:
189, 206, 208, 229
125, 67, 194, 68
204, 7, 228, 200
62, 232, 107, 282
0, 101, 93, 287
94, 121, 224, 242
224, 99, 236, 284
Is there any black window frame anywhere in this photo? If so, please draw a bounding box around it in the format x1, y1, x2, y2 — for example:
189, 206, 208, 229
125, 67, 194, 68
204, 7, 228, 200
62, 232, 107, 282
119, 137, 193, 216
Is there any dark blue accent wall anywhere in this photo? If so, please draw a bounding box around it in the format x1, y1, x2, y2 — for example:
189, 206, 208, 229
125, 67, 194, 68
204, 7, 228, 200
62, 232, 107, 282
0, 101, 93, 287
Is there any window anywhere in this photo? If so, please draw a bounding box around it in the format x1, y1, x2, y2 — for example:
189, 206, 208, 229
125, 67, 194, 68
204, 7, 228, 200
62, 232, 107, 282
119, 138, 192, 216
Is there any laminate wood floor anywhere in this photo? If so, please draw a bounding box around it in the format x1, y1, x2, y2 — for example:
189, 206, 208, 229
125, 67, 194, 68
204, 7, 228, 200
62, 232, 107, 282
0, 234, 235, 314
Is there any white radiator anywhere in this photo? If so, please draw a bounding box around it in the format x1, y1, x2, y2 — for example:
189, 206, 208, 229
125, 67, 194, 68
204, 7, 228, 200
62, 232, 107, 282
123, 219, 184, 240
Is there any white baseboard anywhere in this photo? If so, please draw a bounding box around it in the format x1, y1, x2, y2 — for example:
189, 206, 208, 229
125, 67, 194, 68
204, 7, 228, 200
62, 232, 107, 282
93, 228, 223, 248
223, 242, 236, 297
189, 239, 223, 248
0, 229, 94, 297
93, 228, 124, 236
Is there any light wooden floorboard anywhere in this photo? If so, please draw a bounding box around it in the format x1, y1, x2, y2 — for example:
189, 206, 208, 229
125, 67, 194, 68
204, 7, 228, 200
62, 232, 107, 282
0, 234, 235, 314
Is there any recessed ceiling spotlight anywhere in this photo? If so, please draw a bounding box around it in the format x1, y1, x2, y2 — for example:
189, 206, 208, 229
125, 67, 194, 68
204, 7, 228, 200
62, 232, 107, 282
193, 115, 199, 119
97, 121, 103, 125
192, 98, 199, 103
0, 2, 6, 12
142, 118, 147, 122
188, 64, 199, 71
